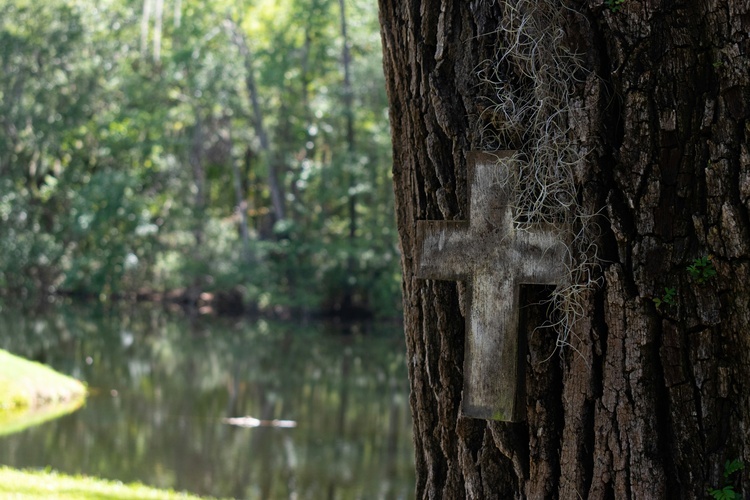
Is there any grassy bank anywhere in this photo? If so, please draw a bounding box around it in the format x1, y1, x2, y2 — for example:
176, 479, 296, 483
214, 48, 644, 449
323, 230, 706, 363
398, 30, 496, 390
0, 467, 225, 499
0, 349, 87, 437
0, 349, 86, 412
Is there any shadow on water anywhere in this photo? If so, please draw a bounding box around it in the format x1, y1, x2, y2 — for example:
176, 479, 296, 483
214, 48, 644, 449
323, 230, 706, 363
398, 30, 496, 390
0, 303, 415, 499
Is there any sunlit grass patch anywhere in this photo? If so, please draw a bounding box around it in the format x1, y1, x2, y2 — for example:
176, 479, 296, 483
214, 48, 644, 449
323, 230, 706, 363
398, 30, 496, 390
0, 467, 226, 499
0, 349, 86, 436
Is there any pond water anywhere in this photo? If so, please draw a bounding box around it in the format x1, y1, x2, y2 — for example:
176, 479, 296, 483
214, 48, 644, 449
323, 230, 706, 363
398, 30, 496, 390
0, 303, 415, 499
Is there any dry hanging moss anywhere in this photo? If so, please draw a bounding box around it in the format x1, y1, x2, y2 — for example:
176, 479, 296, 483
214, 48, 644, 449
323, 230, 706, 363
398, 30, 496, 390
476, 0, 600, 355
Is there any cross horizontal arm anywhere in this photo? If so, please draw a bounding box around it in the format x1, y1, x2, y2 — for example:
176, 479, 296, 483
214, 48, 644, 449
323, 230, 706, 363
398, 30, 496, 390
511, 227, 569, 285
416, 220, 473, 280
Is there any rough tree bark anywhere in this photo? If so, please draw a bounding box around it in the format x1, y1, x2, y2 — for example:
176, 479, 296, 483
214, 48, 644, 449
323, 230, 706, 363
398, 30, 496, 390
379, 0, 750, 498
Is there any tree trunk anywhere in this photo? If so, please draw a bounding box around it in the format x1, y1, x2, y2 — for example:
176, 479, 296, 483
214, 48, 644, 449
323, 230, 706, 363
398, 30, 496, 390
225, 19, 287, 224
140, 0, 153, 59
379, 0, 750, 498
189, 110, 206, 248
338, 0, 359, 313
227, 123, 252, 259
152, 0, 164, 62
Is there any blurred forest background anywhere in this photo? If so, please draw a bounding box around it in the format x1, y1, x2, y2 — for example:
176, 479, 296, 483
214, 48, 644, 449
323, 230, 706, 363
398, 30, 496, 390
0, 0, 400, 318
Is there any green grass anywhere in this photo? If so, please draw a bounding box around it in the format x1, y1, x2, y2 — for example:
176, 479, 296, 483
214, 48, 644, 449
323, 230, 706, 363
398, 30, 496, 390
0, 467, 226, 499
0, 349, 86, 412
0, 349, 87, 437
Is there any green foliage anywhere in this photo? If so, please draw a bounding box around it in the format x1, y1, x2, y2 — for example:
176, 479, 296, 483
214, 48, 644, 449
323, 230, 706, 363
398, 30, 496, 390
687, 256, 717, 284
653, 287, 676, 310
724, 459, 745, 478
0, 0, 400, 315
605, 0, 625, 12
708, 459, 745, 500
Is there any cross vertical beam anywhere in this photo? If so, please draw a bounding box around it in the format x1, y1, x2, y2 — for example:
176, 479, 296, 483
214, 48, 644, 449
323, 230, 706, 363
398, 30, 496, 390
416, 151, 568, 421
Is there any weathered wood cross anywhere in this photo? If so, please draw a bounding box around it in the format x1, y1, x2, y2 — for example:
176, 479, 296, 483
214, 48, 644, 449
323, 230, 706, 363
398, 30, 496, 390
416, 151, 568, 421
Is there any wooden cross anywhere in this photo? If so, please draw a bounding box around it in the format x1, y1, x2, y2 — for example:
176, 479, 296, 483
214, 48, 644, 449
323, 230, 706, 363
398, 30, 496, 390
416, 151, 568, 421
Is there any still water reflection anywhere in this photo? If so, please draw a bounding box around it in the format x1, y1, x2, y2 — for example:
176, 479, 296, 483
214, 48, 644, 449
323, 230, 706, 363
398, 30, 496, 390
0, 304, 415, 499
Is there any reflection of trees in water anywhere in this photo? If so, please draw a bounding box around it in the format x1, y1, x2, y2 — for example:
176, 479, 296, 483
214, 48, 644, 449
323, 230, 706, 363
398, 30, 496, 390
0, 304, 414, 499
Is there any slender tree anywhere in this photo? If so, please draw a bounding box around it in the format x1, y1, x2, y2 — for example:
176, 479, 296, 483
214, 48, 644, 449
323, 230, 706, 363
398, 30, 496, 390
225, 17, 287, 225
337, 0, 360, 312
379, 0, 750, 497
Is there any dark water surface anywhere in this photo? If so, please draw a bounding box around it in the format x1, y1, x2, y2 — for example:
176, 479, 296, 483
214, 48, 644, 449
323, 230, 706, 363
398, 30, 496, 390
0, 303, 414, 499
